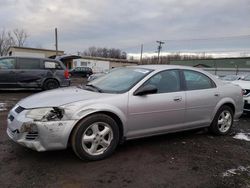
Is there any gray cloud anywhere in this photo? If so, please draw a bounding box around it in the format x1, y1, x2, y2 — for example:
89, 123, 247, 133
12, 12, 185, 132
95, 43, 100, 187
0, 0, 250, 54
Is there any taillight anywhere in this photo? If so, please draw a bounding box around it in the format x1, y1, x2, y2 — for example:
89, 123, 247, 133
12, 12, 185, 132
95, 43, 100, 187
64, 69, 69, 79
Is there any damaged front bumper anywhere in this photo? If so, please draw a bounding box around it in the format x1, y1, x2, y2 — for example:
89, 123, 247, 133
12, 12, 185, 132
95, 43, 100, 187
7, 105, 76, 151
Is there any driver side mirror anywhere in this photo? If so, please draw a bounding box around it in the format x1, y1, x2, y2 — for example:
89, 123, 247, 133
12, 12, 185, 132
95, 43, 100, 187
134, 84, 158, 96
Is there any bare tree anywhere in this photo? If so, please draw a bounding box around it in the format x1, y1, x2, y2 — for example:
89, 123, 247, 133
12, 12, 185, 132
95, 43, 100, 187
102, 48, 109, 58
0, 30, 6, 56
140, 53, 213, 65
83, 46, 97, 56
0, 28, 29, 56
121, 51, 127, 59
12, 28, 28, 47
83, 46, 127, 59
0, 30, 14, 56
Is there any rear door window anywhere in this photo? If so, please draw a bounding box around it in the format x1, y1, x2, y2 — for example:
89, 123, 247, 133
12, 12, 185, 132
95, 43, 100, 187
44, 61, 63, 69
183, 70, 216, 90
0, 58, 16, 69
19, 58, 41, 69
75, 67, 81, 71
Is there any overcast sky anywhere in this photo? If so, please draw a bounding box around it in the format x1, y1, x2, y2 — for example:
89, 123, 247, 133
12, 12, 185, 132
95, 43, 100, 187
0, 0, 250, 55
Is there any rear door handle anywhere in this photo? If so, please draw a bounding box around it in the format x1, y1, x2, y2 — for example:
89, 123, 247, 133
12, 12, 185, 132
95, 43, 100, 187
214, 93, 220, 97
173, 96, 182, 102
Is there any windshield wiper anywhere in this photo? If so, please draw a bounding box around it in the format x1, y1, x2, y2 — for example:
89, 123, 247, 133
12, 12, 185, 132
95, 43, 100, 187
85, 84, 103, 93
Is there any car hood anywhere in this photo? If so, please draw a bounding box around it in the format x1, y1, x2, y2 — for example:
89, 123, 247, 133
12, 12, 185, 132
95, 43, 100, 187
231, 80, 250, 90
18, 86, 114, 109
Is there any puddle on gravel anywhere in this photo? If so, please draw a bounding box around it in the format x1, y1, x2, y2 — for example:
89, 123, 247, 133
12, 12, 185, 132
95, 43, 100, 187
233, 133, 250, 142
222, 166, 250, 177
0, 103, 7, 112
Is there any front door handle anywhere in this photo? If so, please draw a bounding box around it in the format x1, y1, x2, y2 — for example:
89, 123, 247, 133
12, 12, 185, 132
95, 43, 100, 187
173, 96, 182, 102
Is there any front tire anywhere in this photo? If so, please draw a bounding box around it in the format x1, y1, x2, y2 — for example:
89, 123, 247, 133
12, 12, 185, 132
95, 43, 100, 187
71, 114, 120, 161
43, 79, 59, 90
210, 106, 234, 135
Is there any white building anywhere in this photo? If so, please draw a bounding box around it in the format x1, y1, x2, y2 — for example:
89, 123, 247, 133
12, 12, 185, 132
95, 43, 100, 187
7, 46, 64, 58
72, 56, 138, 73
73, 58, 110, 73
7, 47, 138, 71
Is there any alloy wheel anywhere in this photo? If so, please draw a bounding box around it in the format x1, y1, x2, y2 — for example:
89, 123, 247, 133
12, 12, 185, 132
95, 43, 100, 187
81, 122, 113, 156
217, 110, 232, 133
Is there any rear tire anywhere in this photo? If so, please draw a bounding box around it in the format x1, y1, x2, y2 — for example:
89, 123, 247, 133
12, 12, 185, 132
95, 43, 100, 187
209, 106, 234, 135
43, 79, 59, 90
71, 114, 120, 161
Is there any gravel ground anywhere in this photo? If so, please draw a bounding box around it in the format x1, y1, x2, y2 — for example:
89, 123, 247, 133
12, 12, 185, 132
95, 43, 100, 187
0, 78, 250, 188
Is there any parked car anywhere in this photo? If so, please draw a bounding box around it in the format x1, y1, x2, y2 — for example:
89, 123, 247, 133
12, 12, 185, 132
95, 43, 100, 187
87, 70, 110, 82
220, 74, 245, 82
231, 75, 250, 112
69, 67, 93, 77
7, 65, 243, 161
0, 56, 70, 90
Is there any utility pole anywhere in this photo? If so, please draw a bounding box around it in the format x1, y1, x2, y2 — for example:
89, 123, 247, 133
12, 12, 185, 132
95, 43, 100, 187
140, 44, 143, 64
156, 40, 164, 64
55, 28, 58, 56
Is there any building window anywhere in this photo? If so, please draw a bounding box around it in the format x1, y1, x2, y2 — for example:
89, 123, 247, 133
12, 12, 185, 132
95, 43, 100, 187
81, 61, 87, 66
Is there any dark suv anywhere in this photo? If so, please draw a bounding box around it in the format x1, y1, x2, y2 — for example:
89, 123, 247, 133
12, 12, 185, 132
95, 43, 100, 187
69, 67, 93, 77
0, 56, 70, 90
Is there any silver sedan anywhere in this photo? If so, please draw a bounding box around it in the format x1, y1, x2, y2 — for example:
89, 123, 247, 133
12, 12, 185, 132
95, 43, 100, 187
7, 65, 244, 160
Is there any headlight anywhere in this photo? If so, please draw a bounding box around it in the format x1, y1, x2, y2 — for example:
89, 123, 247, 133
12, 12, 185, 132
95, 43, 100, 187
26, 107, 64, 121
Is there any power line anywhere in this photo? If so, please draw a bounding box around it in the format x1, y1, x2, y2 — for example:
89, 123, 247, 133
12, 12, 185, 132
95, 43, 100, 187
129, 49, 250, 57
127, 48, 250, 54
162, 49, 250, 53
163, 34, 250, 42
121, 34, 250, 52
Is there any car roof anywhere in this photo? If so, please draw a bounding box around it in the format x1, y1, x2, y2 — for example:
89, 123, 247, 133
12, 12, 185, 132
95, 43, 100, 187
0, 56, 59, 62
130, 64, 205, 72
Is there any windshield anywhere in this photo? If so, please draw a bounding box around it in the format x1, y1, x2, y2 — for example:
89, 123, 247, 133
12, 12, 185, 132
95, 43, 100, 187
88, 67, 152, 93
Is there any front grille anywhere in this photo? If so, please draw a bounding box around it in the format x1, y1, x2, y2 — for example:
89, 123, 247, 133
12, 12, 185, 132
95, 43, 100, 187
25, 132, 38, 140
15, 106, 25, 114
8, 115, 14, 121
7, 128, 15, 138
